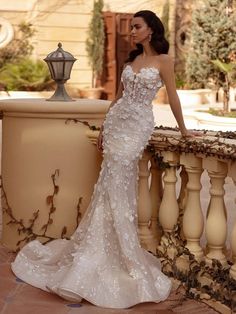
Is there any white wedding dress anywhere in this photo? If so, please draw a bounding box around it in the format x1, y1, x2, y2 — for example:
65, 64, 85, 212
11, 64, 172, 308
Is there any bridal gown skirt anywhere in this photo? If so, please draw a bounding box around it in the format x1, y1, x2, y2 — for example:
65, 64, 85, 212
11, 65, 172, 308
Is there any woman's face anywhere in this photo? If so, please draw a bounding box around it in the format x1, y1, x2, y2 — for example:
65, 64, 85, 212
130, 16, 152, 44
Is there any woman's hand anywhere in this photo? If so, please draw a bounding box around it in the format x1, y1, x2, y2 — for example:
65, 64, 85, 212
97, 126, 104, 152
181, 129, 203, 138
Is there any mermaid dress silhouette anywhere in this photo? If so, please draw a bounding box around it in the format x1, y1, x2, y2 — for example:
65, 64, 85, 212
11, 65, 172, 309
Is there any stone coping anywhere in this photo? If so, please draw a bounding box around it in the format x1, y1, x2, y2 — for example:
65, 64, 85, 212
0, 98, 110, 119
76, 126, 236, 161
149, 127, 236, 161
0, 98, 110, 113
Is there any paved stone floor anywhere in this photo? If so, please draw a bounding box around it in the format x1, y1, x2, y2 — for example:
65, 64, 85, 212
0, 244, 219, 314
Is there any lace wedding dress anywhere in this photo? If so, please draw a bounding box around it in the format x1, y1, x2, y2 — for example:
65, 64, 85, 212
11, 65, 172, 309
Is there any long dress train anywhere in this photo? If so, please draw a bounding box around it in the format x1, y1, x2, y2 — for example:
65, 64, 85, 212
11, 64, 172, 309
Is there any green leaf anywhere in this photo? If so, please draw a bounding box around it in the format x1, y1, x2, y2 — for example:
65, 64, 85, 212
211, 59, 235, 73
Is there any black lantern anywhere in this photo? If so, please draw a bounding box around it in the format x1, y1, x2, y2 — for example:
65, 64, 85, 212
44, 42, 77, 101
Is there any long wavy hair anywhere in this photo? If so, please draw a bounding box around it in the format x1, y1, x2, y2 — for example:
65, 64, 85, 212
126, 10, 169, 63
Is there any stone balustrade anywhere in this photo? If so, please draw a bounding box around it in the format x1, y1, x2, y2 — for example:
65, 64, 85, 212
0, 98, 235, 309
137, 127, 236, 282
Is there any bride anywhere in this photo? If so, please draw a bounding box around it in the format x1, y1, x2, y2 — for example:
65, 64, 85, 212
11, 10, 195, 309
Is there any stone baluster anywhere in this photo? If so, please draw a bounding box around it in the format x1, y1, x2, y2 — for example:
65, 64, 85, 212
137, 150, 156, 253
159, 152, 180, 233
180, 154, 204, 260
228, 161, 236, 279
203, 158, 228, 266
149, 156, 163, 243
230, 196, 236, 279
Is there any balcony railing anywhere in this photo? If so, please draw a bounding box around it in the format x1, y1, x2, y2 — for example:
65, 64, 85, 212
137, 126, 236, 311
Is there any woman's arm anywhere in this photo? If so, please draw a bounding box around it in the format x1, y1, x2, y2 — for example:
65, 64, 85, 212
158, 55, 188, 136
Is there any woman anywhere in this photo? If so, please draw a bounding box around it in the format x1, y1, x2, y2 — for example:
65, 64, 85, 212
12, 10, 194, 309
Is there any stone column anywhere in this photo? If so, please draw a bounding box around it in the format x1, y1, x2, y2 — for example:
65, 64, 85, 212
230, 193, 236, 280
180, 153, 204, 260
203, 158, 228, 266
159, 151, 180, 232
228, 161, 236, 279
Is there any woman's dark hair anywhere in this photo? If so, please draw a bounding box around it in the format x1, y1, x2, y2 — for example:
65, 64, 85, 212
126, 10, 169, 63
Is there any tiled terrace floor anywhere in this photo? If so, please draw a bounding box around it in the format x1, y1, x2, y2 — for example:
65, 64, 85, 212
0, 244, 219, 314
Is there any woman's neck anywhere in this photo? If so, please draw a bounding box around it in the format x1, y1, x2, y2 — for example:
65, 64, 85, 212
141, 43, 157, 57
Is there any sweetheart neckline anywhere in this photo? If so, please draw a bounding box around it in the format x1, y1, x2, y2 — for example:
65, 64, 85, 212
125, 64, 160, 76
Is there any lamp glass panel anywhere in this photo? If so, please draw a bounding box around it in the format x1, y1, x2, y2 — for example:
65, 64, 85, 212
52, 61, 64, 80
64, 61, 74, 80
46, 62, 56, 79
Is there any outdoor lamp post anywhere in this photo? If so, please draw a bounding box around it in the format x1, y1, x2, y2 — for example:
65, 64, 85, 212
44, 42, 77, 101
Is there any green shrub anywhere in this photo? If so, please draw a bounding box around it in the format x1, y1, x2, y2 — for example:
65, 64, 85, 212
0, 22, 35, 68
175, 74, 188, 89
0, 58, 53, 91
186, 0, 236, 90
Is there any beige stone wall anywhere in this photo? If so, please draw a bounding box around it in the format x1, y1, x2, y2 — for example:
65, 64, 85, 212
104, 0, 166, 14
0, 0, 169, 94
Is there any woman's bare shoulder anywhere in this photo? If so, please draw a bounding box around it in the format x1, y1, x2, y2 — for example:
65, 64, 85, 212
156, 54, 173, 64
155, 54, 174, 74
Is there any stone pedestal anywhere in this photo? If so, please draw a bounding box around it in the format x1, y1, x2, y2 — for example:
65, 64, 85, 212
0, 98, 109, 250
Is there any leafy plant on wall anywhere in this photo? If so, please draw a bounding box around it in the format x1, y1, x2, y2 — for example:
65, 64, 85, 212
0, 170, 82, 251
156, 222, 236, 312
